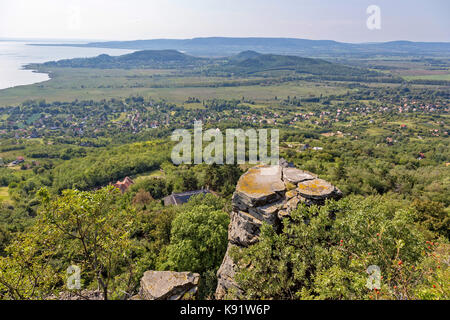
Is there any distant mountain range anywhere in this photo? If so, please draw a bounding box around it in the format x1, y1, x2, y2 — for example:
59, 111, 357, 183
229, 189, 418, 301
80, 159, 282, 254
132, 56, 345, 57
31, 37, 450, 58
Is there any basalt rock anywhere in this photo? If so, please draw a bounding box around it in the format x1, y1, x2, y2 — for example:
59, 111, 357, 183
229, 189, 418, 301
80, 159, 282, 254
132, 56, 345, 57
282, 167, 316, 184
137, 271, 200, 300
297, 178, 342, 203
233, 165, 285, 208
215, 164, 342, 299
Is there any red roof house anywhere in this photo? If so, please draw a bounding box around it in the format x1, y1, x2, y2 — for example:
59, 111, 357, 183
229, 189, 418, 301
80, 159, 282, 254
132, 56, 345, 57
114, 176, 134, 193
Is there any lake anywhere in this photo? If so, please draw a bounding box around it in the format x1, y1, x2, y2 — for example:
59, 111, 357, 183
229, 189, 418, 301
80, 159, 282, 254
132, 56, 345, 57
0, 40, 133, 90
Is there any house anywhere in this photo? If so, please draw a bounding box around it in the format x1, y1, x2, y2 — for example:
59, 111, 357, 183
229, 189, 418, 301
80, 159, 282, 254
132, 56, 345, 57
163, 189, 212, 206
386, 137, 394, 145
114, 176, 134, 193
8, 156, 25, 166
300, 144, 310, 151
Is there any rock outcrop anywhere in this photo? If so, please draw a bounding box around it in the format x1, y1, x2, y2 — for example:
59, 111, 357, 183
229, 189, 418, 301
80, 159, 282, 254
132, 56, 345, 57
136, 271, 200, 300
215, 163, 342, 299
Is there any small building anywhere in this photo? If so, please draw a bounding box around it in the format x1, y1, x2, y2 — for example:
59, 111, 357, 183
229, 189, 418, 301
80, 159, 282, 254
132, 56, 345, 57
8, 156, 25, 166
163, 189, 212, 206
300, 144, 310, 151
114, 176, 134, 193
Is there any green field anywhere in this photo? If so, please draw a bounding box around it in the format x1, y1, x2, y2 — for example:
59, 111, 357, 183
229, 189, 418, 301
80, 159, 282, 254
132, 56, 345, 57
0, 187, 11, 204
402, 73, 450, 81
0, 67, 353, 107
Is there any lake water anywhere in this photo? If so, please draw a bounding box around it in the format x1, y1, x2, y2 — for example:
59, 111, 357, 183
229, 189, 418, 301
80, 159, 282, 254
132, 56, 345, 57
0, 40, 133, 90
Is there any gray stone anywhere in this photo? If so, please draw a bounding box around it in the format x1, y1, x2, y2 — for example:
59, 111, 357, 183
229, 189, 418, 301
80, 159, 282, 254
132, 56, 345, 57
139, 271, 199, 300
285, 189, 298, 199
215, 243, 243, 300
297, 178, 342, 200
216, 164, 342, 299
279, 158, 295, 168
277, 209, 289, 220
286, 196, 300, 214
234, 165, 285, 207
228, 210, 263, 246
248, 200, 284, 224
282, 167, 316, 184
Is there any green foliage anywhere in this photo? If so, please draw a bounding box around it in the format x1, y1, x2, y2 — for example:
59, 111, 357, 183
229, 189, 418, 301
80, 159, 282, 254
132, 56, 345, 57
0, 50, 448, 301
160, 203, 229, 274
212, 53, 377, 78
157, 196, 229, 299
183, 193, 227, 212
0, 186, 137, 299
413, 199, 450, 239
231, 195, 438, 300
128, 177, 171, 200
0, 225, 61, 299
414, 243, 450, 300
51, 141, 170, 192
40, 50, 207, 69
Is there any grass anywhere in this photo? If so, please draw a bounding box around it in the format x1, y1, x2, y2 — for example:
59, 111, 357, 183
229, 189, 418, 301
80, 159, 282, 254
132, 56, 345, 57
135, 169, 165, 181
0, 67, 352, 107
0, 187, 11, 204
365, 127, 390, 136
402, 74, 450, 81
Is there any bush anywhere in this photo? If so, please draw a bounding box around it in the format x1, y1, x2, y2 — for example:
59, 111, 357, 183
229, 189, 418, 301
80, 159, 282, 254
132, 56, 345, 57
160, 204, 229, 274
230, 195, 442, 300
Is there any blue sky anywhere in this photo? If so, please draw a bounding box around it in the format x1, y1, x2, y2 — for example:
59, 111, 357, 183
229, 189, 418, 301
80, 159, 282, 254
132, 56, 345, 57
0, 0, 449, 42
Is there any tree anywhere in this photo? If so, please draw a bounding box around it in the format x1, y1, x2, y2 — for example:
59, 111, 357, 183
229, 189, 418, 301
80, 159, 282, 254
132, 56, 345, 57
0, 186, 137, 300
161, 204, 229, 274
132, 189, 153, 209
231, 195, 432, 300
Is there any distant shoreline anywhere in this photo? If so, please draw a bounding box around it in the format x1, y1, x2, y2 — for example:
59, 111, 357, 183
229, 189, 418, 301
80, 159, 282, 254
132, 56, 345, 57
26, 37, 450, 59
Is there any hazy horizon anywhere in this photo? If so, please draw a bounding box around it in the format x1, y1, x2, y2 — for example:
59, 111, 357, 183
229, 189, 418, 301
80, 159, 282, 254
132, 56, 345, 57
1, 36, 450, 45
1, 0, 449, 43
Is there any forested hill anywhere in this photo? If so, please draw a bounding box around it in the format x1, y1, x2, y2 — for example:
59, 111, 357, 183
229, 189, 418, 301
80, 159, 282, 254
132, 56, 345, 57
33, 49, 379, 78
31, 37, 450, 57
38, 49, 208, 69
214, 51, 375, 76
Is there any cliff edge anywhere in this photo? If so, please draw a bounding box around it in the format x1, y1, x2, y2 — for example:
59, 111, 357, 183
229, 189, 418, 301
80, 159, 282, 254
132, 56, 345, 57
215, 163, 342, 299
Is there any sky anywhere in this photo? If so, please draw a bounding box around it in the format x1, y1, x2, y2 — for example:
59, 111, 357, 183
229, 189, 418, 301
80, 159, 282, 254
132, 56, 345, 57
0, 0, 449, 43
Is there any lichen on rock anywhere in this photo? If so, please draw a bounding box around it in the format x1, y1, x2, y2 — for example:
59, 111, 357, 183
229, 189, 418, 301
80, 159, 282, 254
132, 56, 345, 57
215, 163, 342, 299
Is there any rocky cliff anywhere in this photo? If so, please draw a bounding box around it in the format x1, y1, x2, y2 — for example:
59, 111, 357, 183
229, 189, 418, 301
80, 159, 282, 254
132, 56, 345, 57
215, 163, 342, 299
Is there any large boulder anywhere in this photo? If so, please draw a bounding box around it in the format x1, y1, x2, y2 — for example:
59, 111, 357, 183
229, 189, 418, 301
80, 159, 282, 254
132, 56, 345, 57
138, 271, 200, 300
282, 167, 316, 184
297, 178, 342, 201
233, 165, 285, 209
215, 164, 342, 299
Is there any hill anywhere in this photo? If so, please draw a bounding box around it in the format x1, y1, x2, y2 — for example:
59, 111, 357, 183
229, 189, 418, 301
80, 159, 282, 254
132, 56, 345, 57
214, 52, 375, 77
31, 50, 379, 79
31, 37, 450, 58
38, 49, 208, 69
